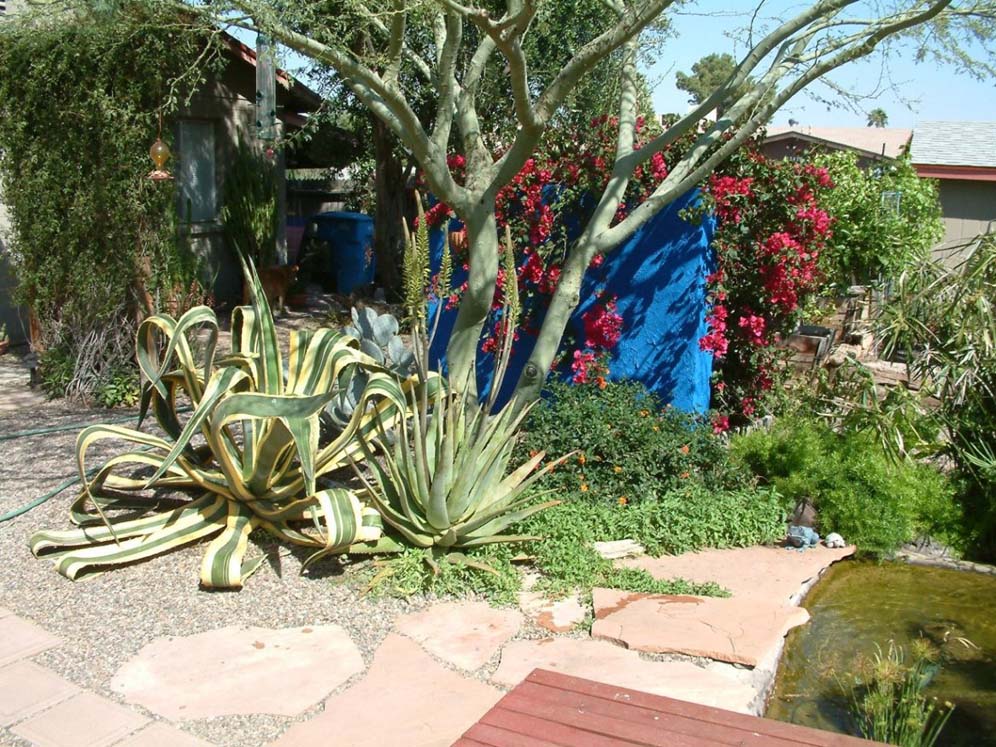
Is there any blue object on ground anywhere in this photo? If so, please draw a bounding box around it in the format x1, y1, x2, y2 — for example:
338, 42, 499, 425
787, 525, 821, 549
310, 211, 375, 293
427, 189, 714, 412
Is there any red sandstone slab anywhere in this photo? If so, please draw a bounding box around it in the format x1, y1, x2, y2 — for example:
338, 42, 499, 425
114, 722, 216, 747
0, 661, 80, 726
269, 634, 502, 747
618, 545, 854, 604
110, 624, 364, 720
11, 692, 148, 747
395, 600, 522, 671
492, 638, 756, 714
0, 615, 61, 667
590, 588, 810, 667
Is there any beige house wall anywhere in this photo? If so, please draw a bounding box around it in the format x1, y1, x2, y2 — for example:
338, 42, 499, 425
936, 179, 996, 243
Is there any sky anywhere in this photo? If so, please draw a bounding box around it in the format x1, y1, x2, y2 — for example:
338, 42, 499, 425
645, 3, 996, 129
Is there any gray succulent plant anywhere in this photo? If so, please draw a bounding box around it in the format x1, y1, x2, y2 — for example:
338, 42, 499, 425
325, 306, 415, 429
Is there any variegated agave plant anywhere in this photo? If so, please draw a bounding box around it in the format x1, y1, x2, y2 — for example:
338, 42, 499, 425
30, 259, 433, 588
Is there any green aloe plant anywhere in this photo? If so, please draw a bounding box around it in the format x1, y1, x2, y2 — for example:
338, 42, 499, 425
30, 258, 434, 588
353, 383, 562, 555
350, 211, 564, 570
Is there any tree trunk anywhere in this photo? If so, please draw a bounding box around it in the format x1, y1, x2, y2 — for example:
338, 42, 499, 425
371, 116, 406, 296
511, 238, 596, 409
445, 207, 499, 397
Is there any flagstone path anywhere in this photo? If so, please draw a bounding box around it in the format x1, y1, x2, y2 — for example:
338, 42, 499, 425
0, 545, 854, 747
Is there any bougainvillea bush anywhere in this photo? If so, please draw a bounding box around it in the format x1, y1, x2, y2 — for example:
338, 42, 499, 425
422, 115, 691, 387
423, 124, 838, 426
690, 148, 836, 428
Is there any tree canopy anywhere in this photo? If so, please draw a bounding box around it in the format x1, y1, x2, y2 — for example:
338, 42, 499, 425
24, 0, 996, 407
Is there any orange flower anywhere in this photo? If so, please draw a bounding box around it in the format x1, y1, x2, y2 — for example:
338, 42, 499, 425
580, 483, 589, 492
679, 444, 690, 455
679, 471, 690, 479
618, 496, 628, 506
652, 425, 660, 432
529, 449, 540, 458
639, 409, 650, 417
613, 465, 622, 474
578, 453, 587, 465
596, 376, 607, 390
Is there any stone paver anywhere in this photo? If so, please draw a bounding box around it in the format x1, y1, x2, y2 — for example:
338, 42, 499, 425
0, 661, 80, 726
0, 615, 61, 667
492, 637, 757, 714
11, 692, 148, 747
590, 587, 810, 667
619, 545, 855, 604
110, 624, 364, 720
518, 590, 587, 633
395, 600, 522, 671
113, 722, 216, 747
270, 634, 502, 747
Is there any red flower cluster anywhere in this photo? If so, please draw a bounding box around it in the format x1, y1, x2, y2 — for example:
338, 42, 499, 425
699, 146, 835, 426
582, 297, 623, 350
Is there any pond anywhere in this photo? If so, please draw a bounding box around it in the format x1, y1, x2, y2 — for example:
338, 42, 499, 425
766, 561, 996, 745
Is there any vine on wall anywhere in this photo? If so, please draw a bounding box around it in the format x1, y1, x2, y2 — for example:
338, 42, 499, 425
0, 3, 220, 400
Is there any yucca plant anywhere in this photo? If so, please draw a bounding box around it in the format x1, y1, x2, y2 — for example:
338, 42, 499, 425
30, 258, 434, 588
351, 212, 564, 572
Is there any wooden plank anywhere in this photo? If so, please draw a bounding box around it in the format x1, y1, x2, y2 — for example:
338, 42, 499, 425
462, 722, 568, 747
452, 739, 491, 747
525, 670, 881, 746
481, 707, 655, 747
508, 682, 803, 747
487, 698, 722, 747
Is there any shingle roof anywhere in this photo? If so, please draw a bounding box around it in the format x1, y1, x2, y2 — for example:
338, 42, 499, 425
764, 126, 911, 159
910, 121, 996, 168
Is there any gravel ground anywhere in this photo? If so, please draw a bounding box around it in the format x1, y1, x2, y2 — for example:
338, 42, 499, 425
0, 310, 435, 747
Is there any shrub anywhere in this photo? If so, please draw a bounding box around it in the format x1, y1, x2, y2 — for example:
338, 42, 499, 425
517, 380, 747, 504
731, 417, 962, 554
0, 4, 218, 399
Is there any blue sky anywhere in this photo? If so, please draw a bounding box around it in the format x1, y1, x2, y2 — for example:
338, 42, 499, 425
645, 4, 996, 129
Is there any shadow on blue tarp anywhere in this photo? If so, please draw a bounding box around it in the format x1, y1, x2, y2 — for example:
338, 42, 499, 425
427, 189, 715, 413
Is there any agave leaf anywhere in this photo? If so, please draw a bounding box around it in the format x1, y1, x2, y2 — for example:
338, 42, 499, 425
444, 552, 500, 576
457, 498, 562, 542
200, 501, 259, 588
360, 338, 385, 363
372, 313, 399, 347
46, 495, 229, 581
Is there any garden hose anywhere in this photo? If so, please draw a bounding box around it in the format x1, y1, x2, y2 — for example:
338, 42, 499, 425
0, 406, 191, 522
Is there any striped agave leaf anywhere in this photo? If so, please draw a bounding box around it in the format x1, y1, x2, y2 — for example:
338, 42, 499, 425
30, 257, 432, 588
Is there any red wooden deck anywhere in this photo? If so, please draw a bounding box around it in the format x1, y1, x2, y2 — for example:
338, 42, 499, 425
455, 669, 884, 747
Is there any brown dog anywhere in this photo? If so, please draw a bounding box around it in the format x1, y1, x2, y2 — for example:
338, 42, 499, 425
243, 265, 299, 313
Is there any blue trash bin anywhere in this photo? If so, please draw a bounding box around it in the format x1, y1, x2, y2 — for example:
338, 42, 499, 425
309, 211, 376, 293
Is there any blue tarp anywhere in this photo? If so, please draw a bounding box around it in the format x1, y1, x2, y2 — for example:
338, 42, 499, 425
427, 189, 715, 412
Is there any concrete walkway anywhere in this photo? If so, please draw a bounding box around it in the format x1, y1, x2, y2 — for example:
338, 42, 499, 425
0, 545, 853, 747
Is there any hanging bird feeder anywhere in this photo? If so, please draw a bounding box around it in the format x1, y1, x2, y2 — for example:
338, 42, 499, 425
147, 110, 173, 181
255, 33, 277, 142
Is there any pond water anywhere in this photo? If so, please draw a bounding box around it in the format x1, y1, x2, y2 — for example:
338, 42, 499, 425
766, 561, 996, 745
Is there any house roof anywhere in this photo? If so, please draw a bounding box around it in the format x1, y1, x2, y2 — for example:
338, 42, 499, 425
910, 121, 996, 168
764, 126, 912, 160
